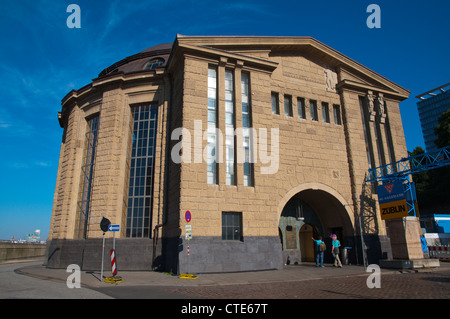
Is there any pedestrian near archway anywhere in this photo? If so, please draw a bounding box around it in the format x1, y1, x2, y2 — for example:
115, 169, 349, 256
331, 234, 343, 268
312, 236, 325, 267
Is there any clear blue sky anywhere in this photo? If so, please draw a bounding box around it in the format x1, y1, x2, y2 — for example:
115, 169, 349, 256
0, 0, 449, 240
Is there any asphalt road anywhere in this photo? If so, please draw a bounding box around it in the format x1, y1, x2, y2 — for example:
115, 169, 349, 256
2, 260, 450, 301
0, 261, 112, 299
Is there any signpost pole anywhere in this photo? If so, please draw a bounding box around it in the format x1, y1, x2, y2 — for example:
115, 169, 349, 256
185, 211, 192, 274
101, 232, 105, 281
99, 217, 111, 282
113, 230, 116, 251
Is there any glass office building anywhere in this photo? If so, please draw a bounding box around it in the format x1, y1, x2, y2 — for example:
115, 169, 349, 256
416, 83, 450, 153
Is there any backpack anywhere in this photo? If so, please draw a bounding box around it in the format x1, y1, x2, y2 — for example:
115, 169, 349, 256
319, 242, 326, 252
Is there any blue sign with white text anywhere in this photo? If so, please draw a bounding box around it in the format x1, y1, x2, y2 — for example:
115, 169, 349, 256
377, 181, 405, 204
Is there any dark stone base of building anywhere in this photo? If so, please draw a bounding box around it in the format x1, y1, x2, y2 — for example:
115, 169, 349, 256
45, 238, 155, 271
45, 234, 389, 273
172, 236, 284, 274
45, 236, 283, 274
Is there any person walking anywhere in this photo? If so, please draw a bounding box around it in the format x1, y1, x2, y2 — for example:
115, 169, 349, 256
331, 234, 343, 268
312, 236, 325, 267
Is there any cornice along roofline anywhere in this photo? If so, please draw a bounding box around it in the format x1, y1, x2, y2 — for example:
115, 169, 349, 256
60, 35, 410, 128
173, 35, 409, 99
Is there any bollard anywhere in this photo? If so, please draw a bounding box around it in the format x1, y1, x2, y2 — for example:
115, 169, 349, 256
110, 249, 117, 276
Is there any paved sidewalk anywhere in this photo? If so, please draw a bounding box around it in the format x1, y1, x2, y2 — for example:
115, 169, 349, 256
16, 258, 450, 289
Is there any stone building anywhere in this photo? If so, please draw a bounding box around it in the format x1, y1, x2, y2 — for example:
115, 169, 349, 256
46, 35, 410, 273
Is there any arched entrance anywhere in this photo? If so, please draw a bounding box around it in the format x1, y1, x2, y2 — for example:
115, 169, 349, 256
278, 183, 354, 265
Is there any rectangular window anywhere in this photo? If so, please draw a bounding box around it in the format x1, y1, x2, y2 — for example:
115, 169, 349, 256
322, 102, 330, 123
241, 72, 253, 187
333, 104, 342, 125
75, 116, 99, 239
297, 97, 306, 119
284, 94, 293, 117
384, 118, 396, 164
373, 120, 385, 166
271, 92, 279, 114
207, 66, 218, 184
225, 69, 235, 185
222, 212, 243, 241
310, 100, 318, 121
359, 96, 375, 169
125, 104, 158, 238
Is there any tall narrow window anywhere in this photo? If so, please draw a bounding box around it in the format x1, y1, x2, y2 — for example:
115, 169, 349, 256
310, 100, 318, 121
333, 104, 342, 125
297, 97, 306, 119
241, 72, 253, 186
373, 120, 385, 166
322, 102, 330, 123
271, 92, 279, 114
125, 104, 158, 238
75, 115, 99, 239
384, 115, 396, 164
207, 66, 218, 184
225, 69, 235, 185
284, 94, 293, 117
359, 96, 375, 169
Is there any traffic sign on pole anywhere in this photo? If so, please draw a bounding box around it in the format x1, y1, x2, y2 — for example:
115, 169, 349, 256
185, 211, 191, 223
108, 224, 120, 232
185, 223, 192, 240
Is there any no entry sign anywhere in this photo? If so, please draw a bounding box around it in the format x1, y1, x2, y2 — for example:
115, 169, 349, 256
185, 211, 191, 223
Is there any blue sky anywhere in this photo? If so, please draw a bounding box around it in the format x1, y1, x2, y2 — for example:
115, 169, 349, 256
0, 0, 449, 240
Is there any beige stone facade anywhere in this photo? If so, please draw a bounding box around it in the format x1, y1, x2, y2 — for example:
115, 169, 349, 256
47, 36, 411, 273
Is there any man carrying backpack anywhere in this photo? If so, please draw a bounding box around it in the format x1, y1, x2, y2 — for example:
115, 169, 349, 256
312, 236, 326, 267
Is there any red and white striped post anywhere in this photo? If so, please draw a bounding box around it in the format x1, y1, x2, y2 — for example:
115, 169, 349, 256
110, 249, 117, 276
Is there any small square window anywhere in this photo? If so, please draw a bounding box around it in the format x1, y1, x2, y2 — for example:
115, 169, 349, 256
222, 212, 243, 241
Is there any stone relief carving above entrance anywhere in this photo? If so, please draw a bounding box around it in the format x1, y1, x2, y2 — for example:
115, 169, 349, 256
324, 68, 338, 93
377, 93, 386, 123
366, 90, 376, 122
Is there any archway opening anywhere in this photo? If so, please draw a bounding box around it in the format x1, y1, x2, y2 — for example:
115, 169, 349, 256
279, 187, 354, 265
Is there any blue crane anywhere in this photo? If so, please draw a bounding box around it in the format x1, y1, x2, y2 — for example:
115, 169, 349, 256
365, 145, 450, 216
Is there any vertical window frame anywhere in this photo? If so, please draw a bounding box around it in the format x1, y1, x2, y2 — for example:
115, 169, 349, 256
75, 115, 100, 239
241, 72, 254, 187
284, 94, 293, 117
310, 99, 318, 121
125, 104, 159, 238
271, 92, 280, 115
297, 97, 306, 119
207, 66, 218, 185
225, 69, 236, 186
322, 102, 330, 123
333, 104, 342, 125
